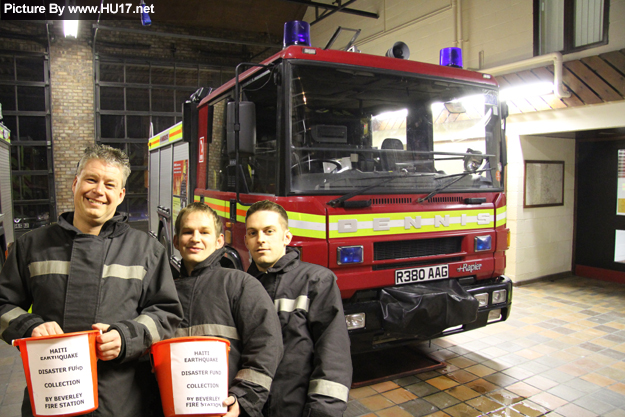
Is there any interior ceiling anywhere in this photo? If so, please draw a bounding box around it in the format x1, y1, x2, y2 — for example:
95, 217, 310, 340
108, 0, 309, 37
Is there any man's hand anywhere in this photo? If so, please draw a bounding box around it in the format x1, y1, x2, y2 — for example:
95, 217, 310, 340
222, 395, 240, 417
31, 321, 64, 337
92, 323, 121, 361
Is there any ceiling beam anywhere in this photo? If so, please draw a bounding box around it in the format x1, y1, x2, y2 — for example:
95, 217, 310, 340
277, 0, 378, 20
92, 25, 282, 49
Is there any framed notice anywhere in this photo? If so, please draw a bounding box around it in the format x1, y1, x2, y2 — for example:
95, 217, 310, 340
523, 161, 564, 208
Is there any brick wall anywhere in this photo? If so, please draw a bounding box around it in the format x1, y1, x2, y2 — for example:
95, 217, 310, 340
49, 23, 95, 215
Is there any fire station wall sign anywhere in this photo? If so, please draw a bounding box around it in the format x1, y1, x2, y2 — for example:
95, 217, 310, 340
523, 160, 564, 208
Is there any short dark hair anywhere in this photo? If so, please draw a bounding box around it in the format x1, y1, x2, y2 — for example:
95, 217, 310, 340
175, 202, 224, 236
76, 144, 131, 187
245, 200, 289, 230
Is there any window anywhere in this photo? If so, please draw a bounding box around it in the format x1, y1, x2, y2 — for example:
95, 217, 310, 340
0, 53, 55, 235
535, 0, 609, 55
96, 59, 234, 221
204, 69, 279, 195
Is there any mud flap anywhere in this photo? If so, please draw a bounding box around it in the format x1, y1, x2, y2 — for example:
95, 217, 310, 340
380, 280, 479, 339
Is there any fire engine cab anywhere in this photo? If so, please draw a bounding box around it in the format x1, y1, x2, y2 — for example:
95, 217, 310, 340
148, 35, 512, 353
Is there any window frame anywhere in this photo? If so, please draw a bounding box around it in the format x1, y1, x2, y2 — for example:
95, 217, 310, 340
0, 51, 56, 236
533, 0, 610, 56
95, 57, 234, 221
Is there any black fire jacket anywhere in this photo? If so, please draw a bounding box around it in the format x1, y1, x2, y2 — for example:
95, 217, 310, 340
248, 250, 352, 417
0, 212, 183, 417
174, 247, 283, 417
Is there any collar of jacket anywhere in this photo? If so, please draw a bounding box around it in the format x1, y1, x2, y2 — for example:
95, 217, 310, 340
249, 248, 300, 277
58, 211, 130, 238
180, 247, 227, 278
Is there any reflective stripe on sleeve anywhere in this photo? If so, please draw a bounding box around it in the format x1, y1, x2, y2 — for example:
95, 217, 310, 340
235, 368, 273, 391
134, 314, 161, 343
102, 264, 147, 280
308, 379, 349, 402
274, 295, 310, 313
28, 261, 70, 277
0, 307, 29, 335
175, 323, 240, 340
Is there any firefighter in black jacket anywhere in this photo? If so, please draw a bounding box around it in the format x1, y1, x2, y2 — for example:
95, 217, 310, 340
0, 145, 183, 416
244, 200, 352, 417
173, 202, 283, 417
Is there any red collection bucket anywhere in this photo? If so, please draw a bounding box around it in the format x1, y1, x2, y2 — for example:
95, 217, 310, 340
151, 336, 231, 417
12, 330, 100, 417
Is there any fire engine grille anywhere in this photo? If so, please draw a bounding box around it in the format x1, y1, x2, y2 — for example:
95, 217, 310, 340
374, 236, 463, 261
372, 257, 462, 270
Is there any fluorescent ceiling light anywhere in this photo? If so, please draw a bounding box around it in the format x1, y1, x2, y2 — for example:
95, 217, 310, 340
64, 20, 78, 38
500, 82, 554, 101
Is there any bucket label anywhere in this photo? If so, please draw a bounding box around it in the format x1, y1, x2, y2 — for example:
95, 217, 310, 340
25, 334, 95, 415
170, 341, 228, 415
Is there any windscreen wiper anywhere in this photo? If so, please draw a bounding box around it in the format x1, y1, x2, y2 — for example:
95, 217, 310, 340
327, 172, 413, 208
418, 168, 496, 203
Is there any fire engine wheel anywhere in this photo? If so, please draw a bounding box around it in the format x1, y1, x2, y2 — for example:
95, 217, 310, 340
291, 159, 342, 173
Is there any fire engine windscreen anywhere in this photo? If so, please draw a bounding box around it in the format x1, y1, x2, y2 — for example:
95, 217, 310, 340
290, 64, 503, 194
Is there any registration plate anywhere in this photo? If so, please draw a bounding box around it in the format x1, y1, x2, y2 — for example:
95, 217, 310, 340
395, 264, 449, 285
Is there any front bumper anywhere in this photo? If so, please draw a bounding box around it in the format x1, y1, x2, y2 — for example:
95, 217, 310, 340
345, 275, 513, 354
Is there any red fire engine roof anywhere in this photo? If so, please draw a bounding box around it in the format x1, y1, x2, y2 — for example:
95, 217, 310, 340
199, 45, 499, 107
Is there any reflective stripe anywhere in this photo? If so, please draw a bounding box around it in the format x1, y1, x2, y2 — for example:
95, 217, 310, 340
205, 198, 230, 219
194, 195, 201, 202
287, 211, 326, 239
102, 264, 146, 280
29, 261, 70, 277
148, 122, 183, 150
235, 369, 273, 391
134, 314, 161, 343
0, 307, 28, 335
175, 323, 240, 340
308, 379, 349, 402
274, 295, 309, 313
496, 206, 507, 227
236, 203, 248, 223
206, 197, 327, 239
329, 209, 494, 238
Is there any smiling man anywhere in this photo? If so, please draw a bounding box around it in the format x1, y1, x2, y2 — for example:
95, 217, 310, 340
244, 200, 352, 417
0, 144, 183, 417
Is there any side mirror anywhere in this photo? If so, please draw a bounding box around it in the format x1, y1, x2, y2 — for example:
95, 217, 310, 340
227, 101, 256, 156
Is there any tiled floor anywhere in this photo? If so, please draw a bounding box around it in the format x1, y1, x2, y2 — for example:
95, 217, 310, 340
345, 275, 625, 417
1, 275, 625, 416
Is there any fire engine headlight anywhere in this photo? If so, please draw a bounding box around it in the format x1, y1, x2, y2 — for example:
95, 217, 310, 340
474, 293, 489, 307
492, 289, 507, 304
337, 246, 363, 264
475, 235, 492, 252
345, 313, 365, 330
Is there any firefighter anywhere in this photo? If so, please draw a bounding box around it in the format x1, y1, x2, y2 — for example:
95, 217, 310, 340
244, 200, 352, 417
0, 144, 183, 417
173, 202, 283, 417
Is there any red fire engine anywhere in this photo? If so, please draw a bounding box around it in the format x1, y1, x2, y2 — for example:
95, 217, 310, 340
148, 41, 512, 353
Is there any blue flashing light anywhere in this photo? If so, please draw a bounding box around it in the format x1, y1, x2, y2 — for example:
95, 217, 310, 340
141, 0, 151, 26
475, 235, 492, 252
440, 47, 462, 68
283, 20, 311, 48
338, 246, 363, 265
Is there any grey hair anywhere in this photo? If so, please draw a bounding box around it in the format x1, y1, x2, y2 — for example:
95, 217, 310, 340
76, 144, 131, 187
